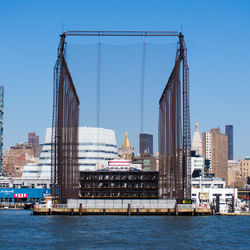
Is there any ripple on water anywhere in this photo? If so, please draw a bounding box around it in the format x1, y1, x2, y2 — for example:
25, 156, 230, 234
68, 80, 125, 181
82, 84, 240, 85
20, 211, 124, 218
0, 210, 250, 249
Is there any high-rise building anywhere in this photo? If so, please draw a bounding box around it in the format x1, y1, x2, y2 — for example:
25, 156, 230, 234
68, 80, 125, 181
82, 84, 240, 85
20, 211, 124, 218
225, 125, 233, 160
139, 133, 153, 155
0, 86, 3, 175
238, 156, 250, 183
191, 121, 202, 156
28, 132, 39, 148
202, 128, 228, 184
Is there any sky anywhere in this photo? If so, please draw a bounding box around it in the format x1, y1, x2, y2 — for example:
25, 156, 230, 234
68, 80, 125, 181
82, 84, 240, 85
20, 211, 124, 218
0, 0, 249, 160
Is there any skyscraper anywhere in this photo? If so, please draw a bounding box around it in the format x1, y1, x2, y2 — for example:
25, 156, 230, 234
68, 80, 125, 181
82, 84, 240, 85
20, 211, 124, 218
225, 125, 233, 160
28, 132, 39, 148
191, 121, 202, 156
0, 86, 3, 175
202, 128, 228, 184
139, 133, 153, 155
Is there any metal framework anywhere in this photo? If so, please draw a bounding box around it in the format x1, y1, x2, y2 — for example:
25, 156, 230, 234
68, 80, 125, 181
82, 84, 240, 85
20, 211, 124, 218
51, 31, 190, 203
158, 34, 191, 200
51, 33, 80, 203
0, 86, 3, 176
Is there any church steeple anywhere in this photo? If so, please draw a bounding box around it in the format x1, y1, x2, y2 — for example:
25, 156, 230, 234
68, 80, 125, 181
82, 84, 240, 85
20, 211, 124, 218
118, 131, 134, 160
122, 132, 131, 147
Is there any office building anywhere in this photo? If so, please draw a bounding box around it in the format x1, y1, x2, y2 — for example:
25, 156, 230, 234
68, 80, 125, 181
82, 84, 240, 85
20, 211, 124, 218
139, 133, 153, 155
132, 153, 156, 171
202, 128, 228, 184
28, 132, 39, 148
0, 86, 3, 175
191, 121, 202, 156
225, 125, 233, 160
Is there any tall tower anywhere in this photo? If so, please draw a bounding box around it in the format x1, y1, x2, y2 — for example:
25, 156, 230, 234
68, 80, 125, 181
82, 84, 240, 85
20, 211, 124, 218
225, 125, 233, 160
191, 121, 202, 156
139, 133, 153, 155
0, 86, 3, 175
202, 128, 228, 183
28, 132, 39, 147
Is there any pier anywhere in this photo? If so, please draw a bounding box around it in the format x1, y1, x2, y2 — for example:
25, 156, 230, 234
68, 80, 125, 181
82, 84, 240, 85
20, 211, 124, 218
32, 199, 213, 216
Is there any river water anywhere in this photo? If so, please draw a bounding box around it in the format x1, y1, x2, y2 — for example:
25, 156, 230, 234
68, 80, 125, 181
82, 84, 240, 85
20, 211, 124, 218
0, 210, 249, 249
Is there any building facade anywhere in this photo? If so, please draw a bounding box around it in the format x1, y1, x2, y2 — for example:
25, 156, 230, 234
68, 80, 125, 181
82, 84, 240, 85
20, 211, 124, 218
132, 153, 156, 171
225, 125, 233, 160
191, 121, 202, 156
191, 177, 237, 213
3, 144, 35, 177
227, 160, 240, 187
202, 132, 211, 161
37, 127, 118, 179
80, 170, 158, 199
238, 157, 250, 185
139, 133, 153, 155
28, 132, 39, 148
0, 187, 50, 205
191, 155, 204, 177
202, 128, 228, 184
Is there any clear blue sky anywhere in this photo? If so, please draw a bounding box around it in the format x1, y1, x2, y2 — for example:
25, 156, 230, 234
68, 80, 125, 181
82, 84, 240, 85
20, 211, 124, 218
0, 0, 249, 160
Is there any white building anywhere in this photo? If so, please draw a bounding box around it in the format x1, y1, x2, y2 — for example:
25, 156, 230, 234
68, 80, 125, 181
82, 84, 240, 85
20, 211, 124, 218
22, 127, 118, 180
191, 177, 237, 213
106, 159, 142, 171
204, 132, 212, 161
191, 155, 204, 177
191, 121, 202, 156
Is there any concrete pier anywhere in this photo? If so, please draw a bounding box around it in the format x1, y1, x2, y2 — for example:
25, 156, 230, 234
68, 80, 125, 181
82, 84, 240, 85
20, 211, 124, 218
32, 199, 213, 216
32, 207, 212, 216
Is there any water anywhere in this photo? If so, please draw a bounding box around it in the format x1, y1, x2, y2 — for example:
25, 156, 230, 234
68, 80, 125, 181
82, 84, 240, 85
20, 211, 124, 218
0, 210, 250, 249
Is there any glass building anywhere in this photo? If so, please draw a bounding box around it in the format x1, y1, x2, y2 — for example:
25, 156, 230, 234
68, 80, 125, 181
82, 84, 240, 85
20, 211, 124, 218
225, 125, 233, 160
139, 133, 153, 155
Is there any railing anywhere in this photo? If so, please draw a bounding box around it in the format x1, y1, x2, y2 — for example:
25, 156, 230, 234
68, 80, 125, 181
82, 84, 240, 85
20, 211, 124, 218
34, 199, 177, 209
34, 200, 211, 210
68, 199, 177, 209
177, 204, 198, 209
0, 202, 23, 208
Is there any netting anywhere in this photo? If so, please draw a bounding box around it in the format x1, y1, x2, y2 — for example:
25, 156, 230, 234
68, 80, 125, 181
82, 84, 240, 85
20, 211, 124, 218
64, 41, 177, 152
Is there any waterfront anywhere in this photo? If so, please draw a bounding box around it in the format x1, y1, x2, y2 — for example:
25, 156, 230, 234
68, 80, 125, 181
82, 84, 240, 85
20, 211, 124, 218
0, 210, 250, 249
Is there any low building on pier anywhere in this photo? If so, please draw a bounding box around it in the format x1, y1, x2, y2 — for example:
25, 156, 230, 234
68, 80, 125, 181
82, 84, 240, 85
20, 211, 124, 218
80, 159, 158, 199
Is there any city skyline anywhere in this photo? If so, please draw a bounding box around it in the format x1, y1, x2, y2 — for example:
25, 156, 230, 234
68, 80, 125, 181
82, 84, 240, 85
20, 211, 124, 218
1, 1, 249, 160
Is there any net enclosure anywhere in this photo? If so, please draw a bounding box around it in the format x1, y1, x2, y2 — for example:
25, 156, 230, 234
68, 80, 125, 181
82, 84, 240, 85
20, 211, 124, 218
51, 31, 191, 203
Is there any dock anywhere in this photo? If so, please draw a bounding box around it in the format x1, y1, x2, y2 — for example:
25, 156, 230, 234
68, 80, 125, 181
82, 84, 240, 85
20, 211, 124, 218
32, 207, 212, 216
32, 199, 213, 216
